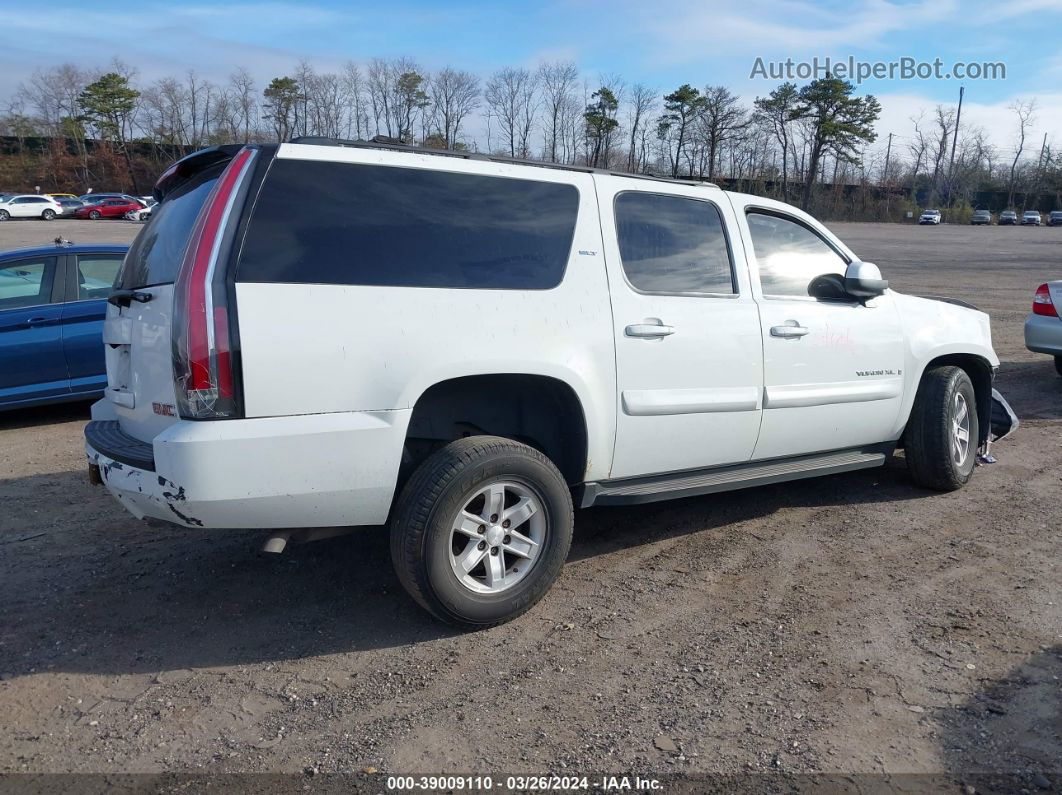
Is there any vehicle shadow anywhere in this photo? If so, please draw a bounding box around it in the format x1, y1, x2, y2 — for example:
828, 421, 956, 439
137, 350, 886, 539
0, 400, 94, 431
937, 645, 1062, 792
0, 456, 933, 678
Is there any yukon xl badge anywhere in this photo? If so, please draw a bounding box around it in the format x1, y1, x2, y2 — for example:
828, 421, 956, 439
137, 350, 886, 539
856, 369, 901, 377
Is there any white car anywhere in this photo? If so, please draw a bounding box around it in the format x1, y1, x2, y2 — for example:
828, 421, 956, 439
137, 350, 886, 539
919, 209, 942, 225
84, 140, 1015, 627
0, 194, 63, 221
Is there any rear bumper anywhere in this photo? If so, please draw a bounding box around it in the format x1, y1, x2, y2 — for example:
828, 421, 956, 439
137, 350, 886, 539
85, 403, 410, 529
1025, 313, 1062, 356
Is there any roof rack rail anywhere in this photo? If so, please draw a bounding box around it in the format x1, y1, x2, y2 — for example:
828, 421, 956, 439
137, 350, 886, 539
287, 136, 717, 188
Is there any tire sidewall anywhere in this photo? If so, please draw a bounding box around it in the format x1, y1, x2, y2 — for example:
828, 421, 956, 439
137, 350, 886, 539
42, 209, 55, 220
421, 451, 572, 625
89, 210, 100, 219
948, 371, 978, 482
0, 210, 8, 221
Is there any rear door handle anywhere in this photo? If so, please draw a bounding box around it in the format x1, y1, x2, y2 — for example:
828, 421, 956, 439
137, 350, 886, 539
770, 323, 809, 338
26, 316, 56, 327
625, 323, 675, 338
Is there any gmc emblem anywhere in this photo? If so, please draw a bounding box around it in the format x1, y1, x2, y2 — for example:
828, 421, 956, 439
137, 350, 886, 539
152, 402, 176, 417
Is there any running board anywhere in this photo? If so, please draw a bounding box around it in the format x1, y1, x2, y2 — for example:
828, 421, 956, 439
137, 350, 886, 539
581, 446, 891, 507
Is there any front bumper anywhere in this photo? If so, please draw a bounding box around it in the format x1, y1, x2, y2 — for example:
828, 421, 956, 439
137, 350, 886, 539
85, 402, 410, 529
1025, 313, 1062, 356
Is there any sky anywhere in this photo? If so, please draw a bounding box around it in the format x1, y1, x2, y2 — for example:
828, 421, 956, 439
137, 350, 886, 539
1, 0, 1061, 160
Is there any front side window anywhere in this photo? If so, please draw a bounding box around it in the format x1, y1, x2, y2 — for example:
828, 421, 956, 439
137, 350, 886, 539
614, 192, 735, 294
237, 160, 580, 289
0, 257, 57, 310
746, 212, 847, 297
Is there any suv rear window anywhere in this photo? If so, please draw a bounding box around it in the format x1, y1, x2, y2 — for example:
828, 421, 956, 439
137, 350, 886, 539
236, 159, 579, 289
116, 163, 224, 289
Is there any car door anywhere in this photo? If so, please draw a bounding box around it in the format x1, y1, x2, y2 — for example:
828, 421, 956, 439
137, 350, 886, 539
730, 198, 906, 461
9, 197, 35, 218
597, 177, 764, 479
61, 252, 125, 395
0, 255, 68, 406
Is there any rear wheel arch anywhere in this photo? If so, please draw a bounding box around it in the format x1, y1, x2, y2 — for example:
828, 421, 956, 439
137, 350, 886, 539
400, 374, 590, 490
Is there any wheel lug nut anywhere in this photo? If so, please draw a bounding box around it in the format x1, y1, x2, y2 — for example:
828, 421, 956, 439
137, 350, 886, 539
490, 547, 499, 555
502, 519, 511, 529
477, 525, 485, 534
503, 535, 511, 544
477, 541, 486, 550
490, 514, 499, 523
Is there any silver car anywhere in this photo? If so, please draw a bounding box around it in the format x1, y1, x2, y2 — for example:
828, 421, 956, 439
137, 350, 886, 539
1025, 281, 1062, 376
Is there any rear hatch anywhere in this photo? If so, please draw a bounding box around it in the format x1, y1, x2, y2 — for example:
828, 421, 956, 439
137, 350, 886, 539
105, 146, 257, 443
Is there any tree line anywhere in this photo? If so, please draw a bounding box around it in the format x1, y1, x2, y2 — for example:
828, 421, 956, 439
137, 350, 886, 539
1, 57, 1059, 218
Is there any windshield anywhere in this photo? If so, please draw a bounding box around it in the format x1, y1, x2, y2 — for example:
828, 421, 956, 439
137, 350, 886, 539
116, 162, 224, 290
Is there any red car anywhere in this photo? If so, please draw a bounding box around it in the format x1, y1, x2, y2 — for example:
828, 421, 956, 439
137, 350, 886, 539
75, 198, 142, 219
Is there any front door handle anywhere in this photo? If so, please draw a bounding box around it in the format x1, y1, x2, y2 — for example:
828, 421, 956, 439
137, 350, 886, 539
25, 316, 56, 327
625, 322, 675, 338
770, 322, 809, 338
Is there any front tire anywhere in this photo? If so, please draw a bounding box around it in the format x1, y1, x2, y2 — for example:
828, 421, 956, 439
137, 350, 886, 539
390, 436, 574, 628
905, 366, 978, 491
41, 209, 55, 220
89, 210, 101, 220
0, 210, 9, 221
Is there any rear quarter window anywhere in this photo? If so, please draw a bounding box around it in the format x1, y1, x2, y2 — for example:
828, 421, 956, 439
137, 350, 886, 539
236, 159, 579, 289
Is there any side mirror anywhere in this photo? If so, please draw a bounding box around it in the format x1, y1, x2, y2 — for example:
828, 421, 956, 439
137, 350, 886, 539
844, 261, 888, 299
807, 273, 849, 302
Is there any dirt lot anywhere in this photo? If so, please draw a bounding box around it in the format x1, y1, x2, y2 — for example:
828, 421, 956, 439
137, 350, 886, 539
0, 217, 143, 249
0, 220, 1059, 789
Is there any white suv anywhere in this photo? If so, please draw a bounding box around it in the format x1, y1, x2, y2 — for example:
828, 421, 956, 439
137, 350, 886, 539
85, 140, 1014, 627
0, 194, 63, 221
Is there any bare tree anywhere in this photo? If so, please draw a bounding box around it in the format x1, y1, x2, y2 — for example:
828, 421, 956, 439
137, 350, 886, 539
698, 85, 748, 180
625, 83, 656, 173
537, 61, 578, 162
428, 67, 479, 148
485, 67, 538, 157
1008, 99, 1036, 208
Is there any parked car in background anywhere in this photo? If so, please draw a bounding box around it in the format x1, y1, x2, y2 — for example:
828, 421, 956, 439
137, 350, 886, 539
78, 193, 146, 207
971, 210, 992, 225
75, 198, 142, 220
0, 243, 128, 409
919, 209, 942, 225
1021, 210, 1042, 226
1048, 211, 1062, 227
0, 195, 63, 221
999, 210, 1018, 225
46, 193, 79, 201
56, 199, 85, 217
1024, 281, 1062, 377
125, 203, 155, 221
84, 140, 1015, 627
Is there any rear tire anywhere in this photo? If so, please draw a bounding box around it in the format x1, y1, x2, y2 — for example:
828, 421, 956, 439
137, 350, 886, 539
905, 366, 978, 491
1054, 356, 1062, 378
89, 210, 101, 220
390, 435, 573, 629
41, 209, 55, 220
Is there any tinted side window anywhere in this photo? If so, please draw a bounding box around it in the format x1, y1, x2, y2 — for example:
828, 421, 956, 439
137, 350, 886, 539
0, 257, 57, 310
77, 255, 124, 299
614, 192, 734, 294
237, 160, 579, 289
746, 212, 847, 297
117, 163, 223, 289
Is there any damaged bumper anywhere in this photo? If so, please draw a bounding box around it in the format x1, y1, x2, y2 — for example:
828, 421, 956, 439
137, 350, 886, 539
84, 403, 411, 529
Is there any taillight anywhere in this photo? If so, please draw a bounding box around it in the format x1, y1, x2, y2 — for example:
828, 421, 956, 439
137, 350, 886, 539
1033, 283, 1058, 317
172, 147, 256, 419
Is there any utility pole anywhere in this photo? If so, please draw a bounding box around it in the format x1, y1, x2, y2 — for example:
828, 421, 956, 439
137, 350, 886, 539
882, 132, 894, 186
946, 85, 964, 204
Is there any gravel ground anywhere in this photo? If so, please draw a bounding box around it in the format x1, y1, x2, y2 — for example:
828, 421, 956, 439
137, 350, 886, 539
0, 217, 142, 249
0, 220, 1059, 790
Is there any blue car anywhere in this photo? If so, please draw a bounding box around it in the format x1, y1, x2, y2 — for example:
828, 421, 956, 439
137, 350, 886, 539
0, 242, 128, 410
